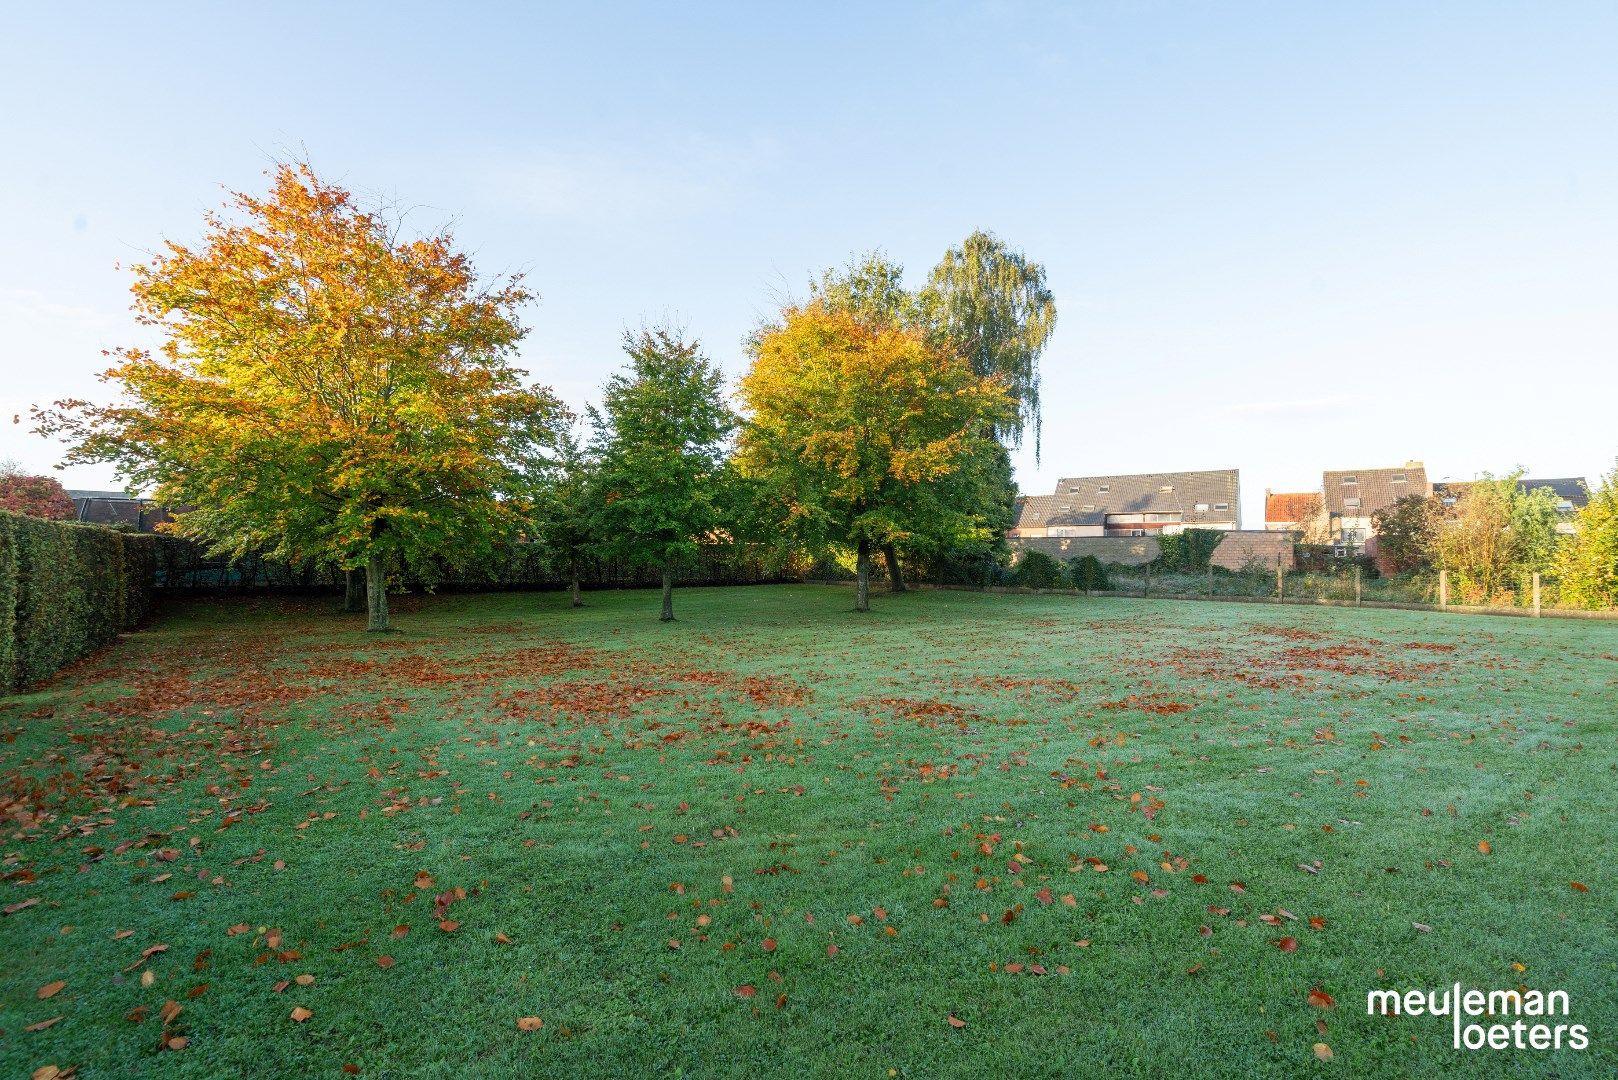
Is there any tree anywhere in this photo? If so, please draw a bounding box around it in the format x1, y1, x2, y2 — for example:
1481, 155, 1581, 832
1433, 472, 1562, 602
536, 423, 597, 608
922, 230, 1057, 460
590, 328, 734, 622
737, 303, 1013, 612
35, 164, 565, 631
1556, 468, 1617, 609
0, 465, 76, 520
1372, 494, 1442, 574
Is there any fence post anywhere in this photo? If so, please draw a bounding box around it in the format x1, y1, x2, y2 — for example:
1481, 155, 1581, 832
1143, 563, 1151, 598
1276, 557, 1284, 600
1532, 572, 1541, 618
1354, 566, 1361, 607
1439, 569, 1448, 607
1207, 562, 1214, 600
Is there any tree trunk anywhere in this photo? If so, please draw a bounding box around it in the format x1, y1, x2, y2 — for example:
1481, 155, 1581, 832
855, 538, 871, 612
569, 556, 583, 608
660, 564, 675, 622
882, 542, 907, 593
365, 553, 391, 632
344, 568, 366, 613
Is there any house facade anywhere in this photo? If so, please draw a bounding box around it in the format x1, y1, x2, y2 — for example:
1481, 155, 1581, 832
1320, 462, 1430, 556
1009, 469, 1240, 538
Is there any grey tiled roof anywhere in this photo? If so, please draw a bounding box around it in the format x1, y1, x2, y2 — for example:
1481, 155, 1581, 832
1012, 495, 1058, 529
1322, 465, 1430, 514
1048, 469, 1240, 525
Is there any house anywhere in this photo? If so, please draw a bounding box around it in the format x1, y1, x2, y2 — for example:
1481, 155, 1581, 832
1433, 476, 1588, 534
1320, 462, 1430, 556
1263, 490, 1321, 533
66, 490, 176, 532
1010, 469, 1240, 538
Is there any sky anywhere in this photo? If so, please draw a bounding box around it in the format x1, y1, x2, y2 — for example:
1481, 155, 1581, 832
1, 1, 1614, 527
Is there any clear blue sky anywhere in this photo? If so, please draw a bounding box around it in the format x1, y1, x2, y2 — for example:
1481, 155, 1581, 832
2, 1, 1614, 526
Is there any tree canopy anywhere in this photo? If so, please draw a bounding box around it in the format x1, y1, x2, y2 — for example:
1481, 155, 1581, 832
35, 163, 565, 630
0, 466, 76, 521
1557, 467, 1618, 609
924, 230, 1056, 460
737, 303, 1012, 611
589, 328, 734, 621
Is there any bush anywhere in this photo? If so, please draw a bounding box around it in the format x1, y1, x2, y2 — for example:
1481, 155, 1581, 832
1011, 551, 1065, 589
1, 509, 155, 692
1154, 529, 1224, 572
1068, 555, 1111, 592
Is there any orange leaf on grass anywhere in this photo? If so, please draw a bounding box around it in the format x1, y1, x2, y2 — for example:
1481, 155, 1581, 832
517, 1016, 543, 1031
36, 980, 65, 999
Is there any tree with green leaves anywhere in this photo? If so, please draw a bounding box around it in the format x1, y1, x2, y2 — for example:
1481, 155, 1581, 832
34, 164, 565, 632
590, 328, 734, 622
1434, 471, 1562, 602
1372, 494, 1444, 574
1556, 467, 1617, 609
537, 422, 598, 608
737, 304, 1012, 612
923, 229, 1057, 461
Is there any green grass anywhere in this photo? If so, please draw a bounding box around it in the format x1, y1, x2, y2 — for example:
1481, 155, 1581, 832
2, 585, 1615, 1078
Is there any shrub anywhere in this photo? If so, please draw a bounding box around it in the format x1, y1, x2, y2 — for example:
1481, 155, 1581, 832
1067, 555, 1110, 592
1011, 551, 1065, 589
1, 509, 155, 692
1154, 529, 1224, 572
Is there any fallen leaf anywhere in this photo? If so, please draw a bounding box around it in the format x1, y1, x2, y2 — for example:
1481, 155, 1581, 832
290, 1006, 312, 1022
947, 1014, 966, 1029
1308, 989, 1336, 1009
1314, 1043, 1333, 1061
1273, 937, 1299, 952
735, 984, 757, 998
375, 955, 395, 969
25, 1017, 63, 1032
37, 980, 66, 999
294, 974, 315, 986
516, 1016, 544, 1031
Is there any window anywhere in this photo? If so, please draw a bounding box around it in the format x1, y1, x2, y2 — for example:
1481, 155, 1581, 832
1068, 487, 1079, 494
1391, 473, 1406, 483
1194, 503, 1209, 512
1159, 485, 1173, 493
1098, 484, 1110, 493
1557, 499, 1574, 512
1214, 502, 1229, 511
1442, 497, 1457, 507
1342, 476, 1357, 485
1081, 504, 1095, 511
1344, 498, 1361, 509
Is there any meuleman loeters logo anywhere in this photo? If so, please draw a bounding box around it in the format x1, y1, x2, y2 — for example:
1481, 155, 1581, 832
1367, 985, 1589, 1051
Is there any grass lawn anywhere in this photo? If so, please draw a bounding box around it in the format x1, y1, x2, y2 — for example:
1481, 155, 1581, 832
2, 585, 1615, 1078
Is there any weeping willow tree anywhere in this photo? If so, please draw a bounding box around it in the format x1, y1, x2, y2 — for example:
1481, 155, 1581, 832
923, 230, 1057, 462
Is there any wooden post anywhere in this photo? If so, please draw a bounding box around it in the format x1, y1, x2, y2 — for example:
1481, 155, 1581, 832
1276, 557, 1284, 600
1439, 569, 1448, 607
1143, 563, 1151, 598
1207, 562, 1214, 600
1354, 565, 1361, 607
1532, 572, 1541, 618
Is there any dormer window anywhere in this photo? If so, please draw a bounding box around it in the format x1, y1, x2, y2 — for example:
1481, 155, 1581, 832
1342, 476, 1358, 485
1082, 504, 1095, 511
1159, 485, 1173, 493
1391, 473, 1406, 483
1344, 497, 1362, 509
1194, 503, 1209, 512
1098, 484, 1110, 493
1214, 503, 1229, 511
1068, 487, 1079, 494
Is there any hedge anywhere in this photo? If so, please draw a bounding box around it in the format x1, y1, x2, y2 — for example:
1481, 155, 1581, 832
0, 509, 157, 693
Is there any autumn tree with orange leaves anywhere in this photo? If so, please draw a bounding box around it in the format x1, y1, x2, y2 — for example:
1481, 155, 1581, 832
35, 164, 565, 631
737, 304, 1012, 612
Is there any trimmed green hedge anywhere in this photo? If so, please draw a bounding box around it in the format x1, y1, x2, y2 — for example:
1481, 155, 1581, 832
1, 510, 157, 693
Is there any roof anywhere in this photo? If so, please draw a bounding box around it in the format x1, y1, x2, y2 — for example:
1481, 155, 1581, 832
1434, 476, 1588, 509
1012, 495, 1058, 529
66, 489, 139, 501
1322, 463, 1430, 514
1047, 469, 1239, 525
1264, 491, 1319, 525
